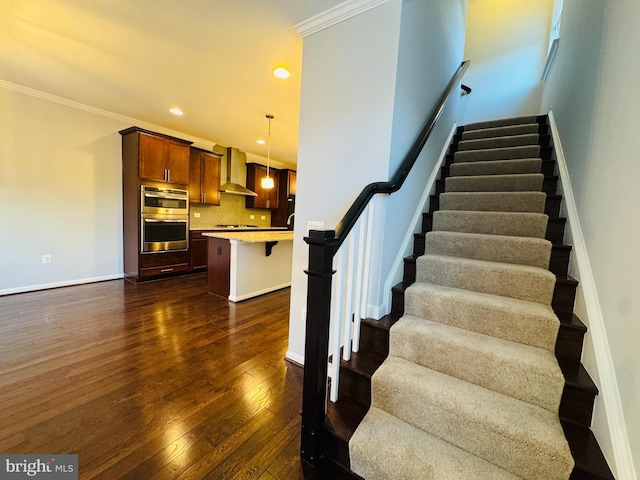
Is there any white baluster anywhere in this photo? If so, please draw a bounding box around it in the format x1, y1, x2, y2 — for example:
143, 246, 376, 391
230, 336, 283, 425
329, 246, 346, 402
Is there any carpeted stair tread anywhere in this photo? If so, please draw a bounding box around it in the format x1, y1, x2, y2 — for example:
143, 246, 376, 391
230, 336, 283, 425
416, 254, 556, 304
439, 191, 547, 213
404, 281, 560, 351
461, 123, 541, 140
463, 115, 540, 131
445, 173, 544, 192
390, 315, 564, 411
457, 133, 540, 151
450, 158, 543, 176
432, 210, 549, 238
424, 230, 551, 269
370, 357, 574, 480
349, 407, 520, 480
454, 145, 541, 163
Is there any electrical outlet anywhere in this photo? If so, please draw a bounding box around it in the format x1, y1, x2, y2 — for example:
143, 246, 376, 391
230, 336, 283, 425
42, 254, 51, 264
193, 212, 201, 218
307, 221, 325, 234
261, 215, 266, 220
249, 215, 255, 220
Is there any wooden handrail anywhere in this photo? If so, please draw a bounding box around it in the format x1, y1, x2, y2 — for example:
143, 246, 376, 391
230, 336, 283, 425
330, 60, 470, 254
300, 60, 470, 467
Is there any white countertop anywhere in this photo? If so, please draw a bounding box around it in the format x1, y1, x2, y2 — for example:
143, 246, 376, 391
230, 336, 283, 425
202, 231, 294, 243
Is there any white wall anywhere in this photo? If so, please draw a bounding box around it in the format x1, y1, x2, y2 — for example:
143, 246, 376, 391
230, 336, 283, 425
541, 0, 639, 477
286, 0, 403, 364
0, 88, 127, 293
286, 0, 468, 363
0, 85, 217, 295
378, 0, 467, 310
461, 0, 553, 124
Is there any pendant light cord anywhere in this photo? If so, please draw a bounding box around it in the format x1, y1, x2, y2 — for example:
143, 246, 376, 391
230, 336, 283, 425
266, 114, 274, 178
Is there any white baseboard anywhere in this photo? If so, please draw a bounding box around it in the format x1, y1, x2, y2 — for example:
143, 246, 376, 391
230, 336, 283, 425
0, 273, 125, 296
548, 110, 636, 480
229, 282, 291, 302
285, 350, 305, 366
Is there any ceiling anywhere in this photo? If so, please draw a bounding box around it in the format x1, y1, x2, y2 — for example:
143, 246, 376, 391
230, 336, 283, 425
0, 0, 345, 165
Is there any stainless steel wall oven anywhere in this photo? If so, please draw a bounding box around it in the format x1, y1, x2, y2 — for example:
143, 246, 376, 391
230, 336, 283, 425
140, 186, 189, 253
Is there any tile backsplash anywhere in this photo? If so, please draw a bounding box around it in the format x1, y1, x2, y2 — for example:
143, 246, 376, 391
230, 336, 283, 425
190, 194, 271, 229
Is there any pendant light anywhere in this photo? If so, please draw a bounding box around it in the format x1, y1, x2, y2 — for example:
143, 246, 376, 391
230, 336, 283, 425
261, 114, 275, 189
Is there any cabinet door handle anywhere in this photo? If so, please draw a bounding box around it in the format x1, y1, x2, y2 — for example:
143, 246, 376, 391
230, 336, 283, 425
167, 169, 171, 182
203, 193, 206, 203
161, 268, 174, 273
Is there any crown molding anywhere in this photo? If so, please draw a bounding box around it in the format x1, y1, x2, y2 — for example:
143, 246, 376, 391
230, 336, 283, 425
0, 79, 217, 150
295, 0, 392, 38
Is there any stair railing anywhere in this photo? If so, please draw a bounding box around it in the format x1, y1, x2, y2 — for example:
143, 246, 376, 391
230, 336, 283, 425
300, 60, 470, 466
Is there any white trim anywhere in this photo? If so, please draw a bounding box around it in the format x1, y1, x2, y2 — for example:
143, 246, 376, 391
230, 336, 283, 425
228, 283, 291, 303
0, 80, 217, 151
295, 0, 392, 38
380, 122, 458, 315
366, 301, 386, 320
0, 274, 124, 296
548, 110, 637, 480
285, 350, 305, 366
542, 38, 560, 83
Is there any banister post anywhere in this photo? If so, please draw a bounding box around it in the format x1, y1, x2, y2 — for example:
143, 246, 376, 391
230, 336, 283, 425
300, 229, 338, 466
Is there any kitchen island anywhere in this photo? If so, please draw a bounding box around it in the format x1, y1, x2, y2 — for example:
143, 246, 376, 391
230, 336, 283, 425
203, 231, 294, 302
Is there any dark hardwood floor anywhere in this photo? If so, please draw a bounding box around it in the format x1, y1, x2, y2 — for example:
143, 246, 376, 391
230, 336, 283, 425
0, 274, 340, 480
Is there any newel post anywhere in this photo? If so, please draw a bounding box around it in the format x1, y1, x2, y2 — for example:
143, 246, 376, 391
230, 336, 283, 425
300, 229, 338, 466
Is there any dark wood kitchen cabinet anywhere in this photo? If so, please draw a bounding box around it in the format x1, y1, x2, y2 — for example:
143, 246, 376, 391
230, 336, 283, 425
245, 163, 279, 209
271, 169, 296, 227
120, 127, 193, 282
189, 148, 222, 205
127, 128, 191, 185
138, 251, 190, 278
189, 231, 208, 272
207, 237, 231, 297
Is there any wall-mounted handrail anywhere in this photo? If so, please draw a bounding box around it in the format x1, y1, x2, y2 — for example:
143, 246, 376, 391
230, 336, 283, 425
330, 60, 470, 255
300, 60, 470, 467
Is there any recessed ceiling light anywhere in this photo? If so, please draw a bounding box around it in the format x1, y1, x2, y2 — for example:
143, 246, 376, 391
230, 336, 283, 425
256, 139, 266, 145
273, 67, 290, 79
169, 107, 183, 115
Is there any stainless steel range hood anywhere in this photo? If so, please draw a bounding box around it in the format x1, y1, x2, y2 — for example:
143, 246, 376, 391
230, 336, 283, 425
219, 147, 258, 197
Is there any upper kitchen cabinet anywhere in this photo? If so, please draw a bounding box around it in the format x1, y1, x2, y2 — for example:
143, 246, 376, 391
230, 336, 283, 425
280, 169, 296, 196
189, 148, 222, 205
120, 127, 192, 185
271, 169, 297, 227
245, 163, 279, 210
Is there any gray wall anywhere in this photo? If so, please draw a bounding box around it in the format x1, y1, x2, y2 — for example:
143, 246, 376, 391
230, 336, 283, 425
379, 0, 467, 308
461, 0, 553, 124
286, 0, 468, 362
540, 0, 640, 476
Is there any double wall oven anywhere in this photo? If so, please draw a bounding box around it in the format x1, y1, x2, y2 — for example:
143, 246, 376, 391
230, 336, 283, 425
140, 185, 189, 253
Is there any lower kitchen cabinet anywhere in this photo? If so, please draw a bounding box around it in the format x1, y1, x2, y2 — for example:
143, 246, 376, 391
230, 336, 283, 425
207, 237, 231, 297
190, 231, 208, 272
138, 251, 190, 279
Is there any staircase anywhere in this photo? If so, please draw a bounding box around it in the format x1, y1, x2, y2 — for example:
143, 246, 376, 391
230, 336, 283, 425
318, 115, 615, 479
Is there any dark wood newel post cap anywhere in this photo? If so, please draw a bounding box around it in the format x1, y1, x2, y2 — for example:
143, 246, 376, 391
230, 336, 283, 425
304, 230, 337, 245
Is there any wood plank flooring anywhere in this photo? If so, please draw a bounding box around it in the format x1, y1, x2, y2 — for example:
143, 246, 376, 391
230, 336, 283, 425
0, 274, 342, 479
